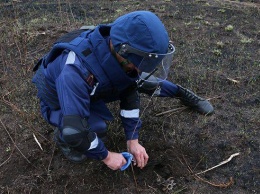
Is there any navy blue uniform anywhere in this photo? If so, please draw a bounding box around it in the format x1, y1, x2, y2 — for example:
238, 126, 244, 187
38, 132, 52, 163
32, 25, 179, 160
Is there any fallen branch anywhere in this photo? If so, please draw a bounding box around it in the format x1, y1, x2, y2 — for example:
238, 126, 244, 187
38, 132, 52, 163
195, 152, 240, 175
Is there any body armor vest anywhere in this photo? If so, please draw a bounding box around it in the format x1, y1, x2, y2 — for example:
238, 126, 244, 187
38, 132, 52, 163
35, 25, 137, 103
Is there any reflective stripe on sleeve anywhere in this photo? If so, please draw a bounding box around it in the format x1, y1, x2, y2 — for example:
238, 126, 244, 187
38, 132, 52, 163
65, 51, 76, 65
120, 109, 140, 118
88, 135, 99, 150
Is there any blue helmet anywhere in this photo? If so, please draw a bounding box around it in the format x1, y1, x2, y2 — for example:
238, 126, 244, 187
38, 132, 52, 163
110, 11, 175, 81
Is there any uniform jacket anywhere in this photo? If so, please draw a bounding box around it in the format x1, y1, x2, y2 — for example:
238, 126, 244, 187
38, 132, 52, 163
32, 26, 142, 160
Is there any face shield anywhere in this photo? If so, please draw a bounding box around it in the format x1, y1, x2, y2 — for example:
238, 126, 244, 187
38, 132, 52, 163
118, 42, 175, 82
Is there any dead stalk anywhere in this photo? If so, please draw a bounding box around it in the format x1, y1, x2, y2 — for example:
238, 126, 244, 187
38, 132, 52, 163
0, 147, 15, 168
195, 153, 240, 175
128, 87, 162, 191
194, 175, 234, 188
221, 0, 259, 8
2, 86, 51, 143
206, 95, 222, 101
47, 143, 56, 181
0, 118, 32, 165
33, 133, 44, 151
12, 24, 24, 65
155, 107, 187, 116
181, 154, 235, 188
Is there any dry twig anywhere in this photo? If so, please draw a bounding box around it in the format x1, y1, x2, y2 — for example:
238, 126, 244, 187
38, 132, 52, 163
33, 133, 43, 151
226, 77, 240, 84
155, 107, 187, 116
2, 86, 51, 143
0, 146, 15, 168
0, 119, 32, 164
195, 175, 234, 188
180, 154, 236, 188
195, 153, 240, 175
47, 143, 56, 181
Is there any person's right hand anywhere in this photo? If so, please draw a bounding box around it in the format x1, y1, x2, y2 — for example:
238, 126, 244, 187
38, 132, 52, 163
102, 151, 127, 170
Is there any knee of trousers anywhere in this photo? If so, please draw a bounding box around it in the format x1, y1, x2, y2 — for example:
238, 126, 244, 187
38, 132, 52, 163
89, 120, 107, 133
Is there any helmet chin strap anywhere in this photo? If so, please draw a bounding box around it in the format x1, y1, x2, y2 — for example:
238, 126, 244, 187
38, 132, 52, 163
110, 40, 137, 73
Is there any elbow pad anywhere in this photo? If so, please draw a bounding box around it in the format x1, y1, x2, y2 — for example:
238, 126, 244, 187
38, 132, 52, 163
62, 115, 96, 152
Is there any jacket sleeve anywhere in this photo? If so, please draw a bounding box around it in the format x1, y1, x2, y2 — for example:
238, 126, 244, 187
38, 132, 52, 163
119, 87, 142, 140
55, 54, 108, 160
138, 78, 179, 97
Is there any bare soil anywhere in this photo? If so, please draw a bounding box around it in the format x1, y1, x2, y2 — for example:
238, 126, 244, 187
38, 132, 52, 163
0, 0, 259, 193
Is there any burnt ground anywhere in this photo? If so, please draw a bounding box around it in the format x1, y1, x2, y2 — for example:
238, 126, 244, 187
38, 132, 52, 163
0, 0, 259, 193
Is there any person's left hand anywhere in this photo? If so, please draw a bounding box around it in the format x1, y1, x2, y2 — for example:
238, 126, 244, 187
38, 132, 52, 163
127, 139, 149, 169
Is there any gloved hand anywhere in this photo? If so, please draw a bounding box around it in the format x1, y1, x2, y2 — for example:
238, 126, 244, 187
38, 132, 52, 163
120, 152, 133, 171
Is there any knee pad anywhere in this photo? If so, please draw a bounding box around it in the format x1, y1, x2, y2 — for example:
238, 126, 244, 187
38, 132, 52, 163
62, 115, 96, 152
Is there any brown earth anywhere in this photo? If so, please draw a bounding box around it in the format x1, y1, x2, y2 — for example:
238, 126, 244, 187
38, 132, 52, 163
0, 0, 259, 193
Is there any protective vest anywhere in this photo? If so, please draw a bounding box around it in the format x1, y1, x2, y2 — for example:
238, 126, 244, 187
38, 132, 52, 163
35, 25, 137, 99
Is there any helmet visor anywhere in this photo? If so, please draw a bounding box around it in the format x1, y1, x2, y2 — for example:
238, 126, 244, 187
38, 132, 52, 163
118, 43, 175, 82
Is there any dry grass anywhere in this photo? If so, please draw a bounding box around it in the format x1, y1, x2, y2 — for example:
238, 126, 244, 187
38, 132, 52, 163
0, 0, 259, 193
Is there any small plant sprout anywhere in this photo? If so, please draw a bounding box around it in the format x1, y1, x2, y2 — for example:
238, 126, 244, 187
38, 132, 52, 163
194, 15, 203, 20
6, 146, 11, 152
204, 21, 210, 25
240, 37, 253, 44
213, 49, 222, 56
225, 25, 234, 31
216, 41, 224, 48
218, 9, 226, 13
184, 21, 192, 26
236, 32, 253, 44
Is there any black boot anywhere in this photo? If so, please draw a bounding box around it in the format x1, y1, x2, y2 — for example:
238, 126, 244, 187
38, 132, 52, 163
54, 128, 87, 163
175, 85, 214, 115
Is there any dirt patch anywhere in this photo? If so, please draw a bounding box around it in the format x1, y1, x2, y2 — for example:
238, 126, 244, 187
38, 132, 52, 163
0, 0, 259, 193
